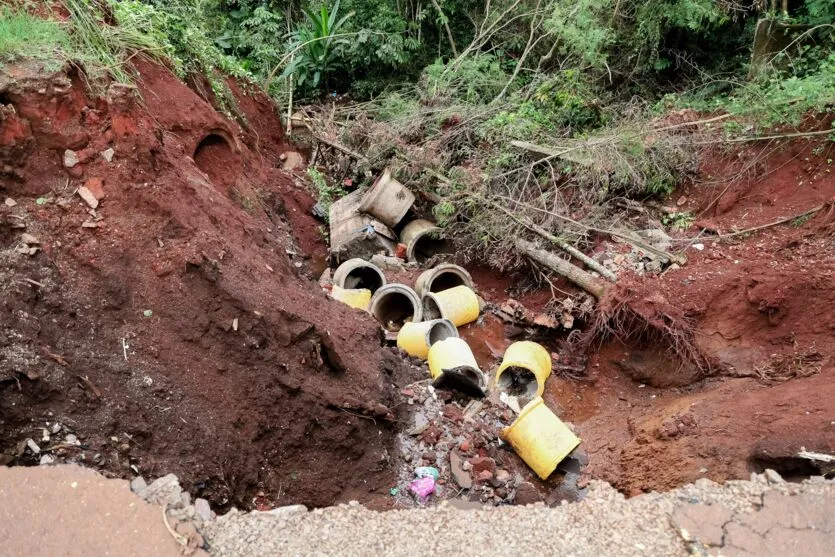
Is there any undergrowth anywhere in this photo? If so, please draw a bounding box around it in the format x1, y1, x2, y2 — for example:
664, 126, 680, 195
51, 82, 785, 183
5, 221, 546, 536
0, 9, 70, 65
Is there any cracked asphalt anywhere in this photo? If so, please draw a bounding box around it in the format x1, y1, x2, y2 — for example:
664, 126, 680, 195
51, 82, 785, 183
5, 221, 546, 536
2, 465, 832, 556
205, 473, 835, 557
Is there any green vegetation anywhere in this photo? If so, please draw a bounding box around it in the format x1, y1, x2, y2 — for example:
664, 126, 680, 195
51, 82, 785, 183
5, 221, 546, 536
1, 0, 832, 265
0, 9, 70, 64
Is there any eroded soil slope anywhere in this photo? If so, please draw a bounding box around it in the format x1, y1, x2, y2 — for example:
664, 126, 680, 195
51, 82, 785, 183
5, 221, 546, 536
0, 59, 412, 509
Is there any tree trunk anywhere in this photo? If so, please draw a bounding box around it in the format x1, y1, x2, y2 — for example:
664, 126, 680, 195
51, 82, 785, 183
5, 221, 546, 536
515, 239, 607, 299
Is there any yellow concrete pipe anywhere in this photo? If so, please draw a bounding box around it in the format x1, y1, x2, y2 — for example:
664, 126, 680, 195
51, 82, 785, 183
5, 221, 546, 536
397, 319, 458, 360
427, 337, 486, 396
501, 396, 581, 480
330, 286, 372, 311
421, 285, 480, 327
494, 341, 552, 402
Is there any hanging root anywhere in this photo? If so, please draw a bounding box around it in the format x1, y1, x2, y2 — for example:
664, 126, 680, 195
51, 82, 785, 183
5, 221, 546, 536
580, 286, 715, 378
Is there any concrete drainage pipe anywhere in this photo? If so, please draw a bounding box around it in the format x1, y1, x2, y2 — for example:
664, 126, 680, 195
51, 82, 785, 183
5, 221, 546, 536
399, 219, 453, 264
414, 263, 474, 296
369, 284, 423, 332
332, 258, 387, 293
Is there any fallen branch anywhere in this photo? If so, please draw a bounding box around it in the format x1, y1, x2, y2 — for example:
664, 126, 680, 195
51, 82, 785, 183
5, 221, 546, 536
483, 197, 617, 282
693, 128, 835, 145
797, 450, 835, 463
496, 195, 687, 265
673, 204, 827, 242
314, 134, 369, 162
515, 238, 607, 299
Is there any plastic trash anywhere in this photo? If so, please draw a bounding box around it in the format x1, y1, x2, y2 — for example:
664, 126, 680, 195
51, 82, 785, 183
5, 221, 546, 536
408, 475, 436, 502
414, 466, 440, 480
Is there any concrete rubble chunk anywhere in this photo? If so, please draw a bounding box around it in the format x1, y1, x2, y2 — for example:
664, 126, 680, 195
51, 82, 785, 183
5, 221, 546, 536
130, 476, 148, 493
764, 469, 784, 484
63, 149, 80, 168
26, 439, 40, 454
450, 451, 472, 489
4, 197, 17, 207
137, 473, 182, 507
77, 187, 99, 209
20, 233, 39, 245
261, 504, 308, 517
101, 148, 115, 162
194, 498, 213, 523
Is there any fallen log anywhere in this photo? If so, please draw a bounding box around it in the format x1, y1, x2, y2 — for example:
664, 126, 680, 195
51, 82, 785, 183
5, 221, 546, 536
515, 238, 607, 299
484, 198, 617, 282
313, 135, 368, 162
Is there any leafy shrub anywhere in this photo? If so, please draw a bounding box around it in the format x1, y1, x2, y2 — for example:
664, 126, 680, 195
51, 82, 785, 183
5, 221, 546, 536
282, 0, 354, 93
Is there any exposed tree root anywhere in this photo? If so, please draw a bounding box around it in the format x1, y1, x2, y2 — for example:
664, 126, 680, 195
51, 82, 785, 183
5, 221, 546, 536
580, 286, 716, 380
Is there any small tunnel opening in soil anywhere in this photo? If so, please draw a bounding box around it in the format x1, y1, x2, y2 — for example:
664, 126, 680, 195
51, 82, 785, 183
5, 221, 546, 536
372, 292, 418, 331
343, 267, 385, 292
193, 133, 239, 192
749, 455, 823, 482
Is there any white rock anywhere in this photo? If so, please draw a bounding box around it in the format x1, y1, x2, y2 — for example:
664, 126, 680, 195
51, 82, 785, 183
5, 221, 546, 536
20, 233, 40, 245
77, 187, 99, 209
194, 498, 213, 523
692, 243, 705, 251
64, 433, 79, 445
26, 438, 41, 454
4, 198, 17, 207
39, 455, 55, 465
764, 469, 784, 484
101, 148, 115, 162
63, 149, 80, 168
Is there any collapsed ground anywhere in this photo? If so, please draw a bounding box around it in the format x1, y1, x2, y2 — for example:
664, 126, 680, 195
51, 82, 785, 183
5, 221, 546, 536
1, 58, 833, 512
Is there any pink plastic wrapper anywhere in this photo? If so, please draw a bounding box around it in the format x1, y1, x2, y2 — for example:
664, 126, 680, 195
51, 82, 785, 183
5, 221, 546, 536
408, 475, 436, 502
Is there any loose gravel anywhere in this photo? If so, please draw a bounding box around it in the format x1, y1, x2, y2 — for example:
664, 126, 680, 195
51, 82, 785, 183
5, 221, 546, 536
204, 475, 835, 557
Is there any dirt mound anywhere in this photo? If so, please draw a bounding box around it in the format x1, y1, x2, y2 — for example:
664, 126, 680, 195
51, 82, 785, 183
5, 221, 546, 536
573, 136, 835, 494
0, 59, 414, 509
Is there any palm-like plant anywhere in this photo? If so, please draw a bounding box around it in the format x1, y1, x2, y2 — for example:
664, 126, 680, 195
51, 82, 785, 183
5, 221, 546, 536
283, 0, 354, 91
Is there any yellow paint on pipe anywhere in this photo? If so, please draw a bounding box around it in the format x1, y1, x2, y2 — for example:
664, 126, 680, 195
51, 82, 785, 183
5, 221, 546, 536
494, 341, 552, 400
427, 337, 486, 395
501, 397, 580, 480
422, 285, 480, 327
330, 285, 371, 311
396, 319, 458, 360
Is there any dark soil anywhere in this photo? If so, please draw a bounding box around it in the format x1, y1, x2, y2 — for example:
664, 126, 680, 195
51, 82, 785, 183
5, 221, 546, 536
0, 59, 415, 510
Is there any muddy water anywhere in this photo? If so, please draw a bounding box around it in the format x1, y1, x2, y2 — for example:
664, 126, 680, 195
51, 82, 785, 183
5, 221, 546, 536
458, 313, 511, 372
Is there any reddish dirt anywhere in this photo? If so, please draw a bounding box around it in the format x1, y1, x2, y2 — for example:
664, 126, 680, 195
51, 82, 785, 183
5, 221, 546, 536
0, 59, 416, 510
571, 135, 835, 494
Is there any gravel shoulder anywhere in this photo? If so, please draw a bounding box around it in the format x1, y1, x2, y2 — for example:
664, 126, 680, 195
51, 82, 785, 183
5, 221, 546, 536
204, 474, 835, 557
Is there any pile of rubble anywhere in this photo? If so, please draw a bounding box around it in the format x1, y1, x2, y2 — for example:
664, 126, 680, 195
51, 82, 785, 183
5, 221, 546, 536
316, 168, 587, 508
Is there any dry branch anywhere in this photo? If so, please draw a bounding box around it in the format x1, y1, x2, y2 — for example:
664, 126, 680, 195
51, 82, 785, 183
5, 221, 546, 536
515, 238, 607, 299
483, 197, 617, 282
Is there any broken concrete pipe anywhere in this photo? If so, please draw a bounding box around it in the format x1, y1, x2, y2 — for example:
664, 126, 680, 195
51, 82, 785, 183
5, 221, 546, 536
397, 319, 458, 360
359, 168, 416, 228
329, 188, 396, 264
421, 285, 481, 327
330, 285, 372, 310
414, 263, 474, 297
501, 396, 580, 480
399, 219, 453, 264
332, 258, 387, 293
369, 284, 423, 332
427, 337, 486, 397
494, 341, 553, 403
